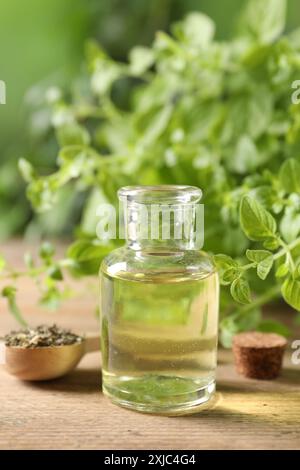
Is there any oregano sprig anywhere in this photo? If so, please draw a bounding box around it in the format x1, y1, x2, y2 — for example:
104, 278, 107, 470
215, 194, 300, 315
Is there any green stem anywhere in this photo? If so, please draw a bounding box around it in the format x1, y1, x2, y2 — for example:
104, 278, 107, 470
239, 237, 300, 277
273, 237, 300, 261
241, 262, 256, 271
0, 257, 77, 282
0, 267, 45, 280
8, 296, 28, 328
227, 239, 300, 318
221, 284, 282, 325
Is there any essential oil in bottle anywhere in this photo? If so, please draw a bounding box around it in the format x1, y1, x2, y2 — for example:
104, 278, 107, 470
100, 186, 219, 414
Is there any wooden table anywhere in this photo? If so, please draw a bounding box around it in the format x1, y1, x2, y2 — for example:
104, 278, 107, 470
0, 241, 299, 450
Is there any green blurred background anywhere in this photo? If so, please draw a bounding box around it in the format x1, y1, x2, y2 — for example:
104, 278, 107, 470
0, 0, 299, 239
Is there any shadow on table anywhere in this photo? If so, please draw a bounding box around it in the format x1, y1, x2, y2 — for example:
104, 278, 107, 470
23, 367, 102, 394
182, 390, 300, 429
183, 369, 300, 428
217, 367, 300, 395
276, 368, 300, 385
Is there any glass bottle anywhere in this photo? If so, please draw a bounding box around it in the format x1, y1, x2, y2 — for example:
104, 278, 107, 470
100, 185, 219, 414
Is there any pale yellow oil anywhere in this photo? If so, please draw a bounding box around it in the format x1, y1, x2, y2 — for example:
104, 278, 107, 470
100, 256, 219, 414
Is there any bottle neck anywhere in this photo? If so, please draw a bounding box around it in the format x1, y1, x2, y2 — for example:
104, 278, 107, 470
122, 202, 202, 252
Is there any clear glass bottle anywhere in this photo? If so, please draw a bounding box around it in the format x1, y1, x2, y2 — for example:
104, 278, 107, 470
100, 185, 219, 414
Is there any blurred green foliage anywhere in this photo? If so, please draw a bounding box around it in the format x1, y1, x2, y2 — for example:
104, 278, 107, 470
15, 0, 300, 344
0, 0, 300, 240
93, 0, 300, 57
1, 0, 300, 342
0, 0, 89, 238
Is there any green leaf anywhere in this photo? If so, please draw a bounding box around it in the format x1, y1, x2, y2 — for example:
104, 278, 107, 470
231, 135, 260, 174
257, 256, 274, 280
257, 319, 290, 337
57, 145, 86, 163
239, 0, 286, 44
153, 31, 179, 53
213, 254, 239, 285
2, 286, 28, 327
47, 265, 63, 281
129, 46, 155, 76
280, 208, 300, 243
279, 159, 300, 194
39, 242, 55, 259
240, 196, 277, 241
281, 277, 300, 310
173, 12, 215, 48
249, 186, 277, 209
263, 237, 280, 250
213, 254, 238, 270
2, 286, 16, 298
56, 123, 90, 147
221, 227, 249, 257
230, 277, 252, 304
222, 88, 272, 142
141, 104, 173, 148
81, 188, 109, 236
276, 263, 289, 278
18, 159, 36, 183
85, 40, 107, 69
91, 62, 120, 96
247, 87, 273, 139
222, 267, 240, 284
67, 239, 114, 275
246, 249, 274, 280
57, 147, 89, 179
246, 249, 273, 263
39, 286, 62, 311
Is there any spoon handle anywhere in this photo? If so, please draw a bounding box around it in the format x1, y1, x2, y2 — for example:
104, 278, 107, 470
85, 334, 101, 354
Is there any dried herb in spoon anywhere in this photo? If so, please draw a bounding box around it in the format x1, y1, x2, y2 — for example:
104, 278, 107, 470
4, 324, 83, 348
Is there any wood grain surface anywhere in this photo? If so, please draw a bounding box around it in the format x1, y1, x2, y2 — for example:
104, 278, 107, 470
0, 241, 299, 450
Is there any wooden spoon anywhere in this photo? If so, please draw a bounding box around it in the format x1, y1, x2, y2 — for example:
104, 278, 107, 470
5, 334, 100, 381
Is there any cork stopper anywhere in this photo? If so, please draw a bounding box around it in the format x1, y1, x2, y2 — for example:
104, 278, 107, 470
232, 331, 287, 380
